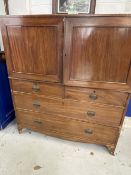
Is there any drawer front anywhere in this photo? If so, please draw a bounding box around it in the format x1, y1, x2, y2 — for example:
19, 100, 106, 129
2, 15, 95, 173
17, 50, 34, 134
63, 100, 124, 126
16, 110, 119, 145
13, 93, 124, 127
65, 87, 128, 107
11, 79, 64, 98
13, 92, 63, 113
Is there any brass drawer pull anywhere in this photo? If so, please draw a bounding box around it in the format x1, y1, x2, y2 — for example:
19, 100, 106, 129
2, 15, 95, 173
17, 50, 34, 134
87, 111, 96, 117
32, 84, 40, 92
89, 93, 98, 100
84, 128, 93, 134
34, 120, 42, 124
33, 101, 41, 108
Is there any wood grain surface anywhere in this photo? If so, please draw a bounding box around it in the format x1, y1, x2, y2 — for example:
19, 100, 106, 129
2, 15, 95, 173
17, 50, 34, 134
1, 15, 131, 154
16, 110, 119, 145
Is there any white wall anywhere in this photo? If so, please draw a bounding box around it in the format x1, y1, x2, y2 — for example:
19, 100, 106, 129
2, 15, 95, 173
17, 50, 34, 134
125, 0, 131, 13
27, 0, 131, 14
7, 0, 52, 15
29, 0, 52, 14
0, 31, 3, 51
0, 0, 5, 15
7, 0, 131, 15
8, 0, 30, 15
96, 0, 131, 14
0, 0, 5, 51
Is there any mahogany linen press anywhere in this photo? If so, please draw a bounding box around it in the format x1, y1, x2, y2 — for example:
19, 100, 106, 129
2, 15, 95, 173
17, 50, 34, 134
0, 15, 131, 154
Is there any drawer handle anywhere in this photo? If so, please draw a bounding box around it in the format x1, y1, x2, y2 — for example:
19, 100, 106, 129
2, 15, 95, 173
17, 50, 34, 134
87, 111, 96, 117
84, 128, 93, 135
32, 84, 40, 92
34, 120, 42, 124
33, 101, 41, 108
89, 93, 98, 100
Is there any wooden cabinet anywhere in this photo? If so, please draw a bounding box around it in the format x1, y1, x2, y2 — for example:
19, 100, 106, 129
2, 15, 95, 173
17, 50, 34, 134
1, 15, 131, 155
64, 17, 131, 91
2, 16, 63, 82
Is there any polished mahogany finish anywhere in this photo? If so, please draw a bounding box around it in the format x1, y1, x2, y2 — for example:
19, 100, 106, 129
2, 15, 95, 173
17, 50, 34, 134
1, 16, 63, 82
64, 17, 131, 92
16, 110, 119, 145
13, 91, 124, 127
65, 86, 128, 107
1, 15, 131, 155
11, 79, 64, 98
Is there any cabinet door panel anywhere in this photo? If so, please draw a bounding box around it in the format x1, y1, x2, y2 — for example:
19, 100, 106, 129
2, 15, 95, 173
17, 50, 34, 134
64, 17, 131, 92
4, 17, 63, 82
71, 27, 130, 82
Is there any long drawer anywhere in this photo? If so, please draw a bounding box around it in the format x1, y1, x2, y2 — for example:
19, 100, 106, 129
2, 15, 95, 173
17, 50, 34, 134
65, 87, 128, 107
16, 110, 119, 145
10, 79, 64, 98
13, 92, 124, 127
64, 99, 124, 127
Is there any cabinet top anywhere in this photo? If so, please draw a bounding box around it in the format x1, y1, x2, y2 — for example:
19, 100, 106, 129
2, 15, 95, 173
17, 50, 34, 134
1, 14, 131, 19
1, 14, 131, 29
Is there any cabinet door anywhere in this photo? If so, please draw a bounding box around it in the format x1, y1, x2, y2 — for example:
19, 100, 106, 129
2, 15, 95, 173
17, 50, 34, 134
64, 17, 131, 92
2, 17, 63, 83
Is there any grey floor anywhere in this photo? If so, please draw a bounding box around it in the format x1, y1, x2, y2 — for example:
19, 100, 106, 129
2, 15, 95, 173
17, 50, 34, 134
0, 118, 131, 175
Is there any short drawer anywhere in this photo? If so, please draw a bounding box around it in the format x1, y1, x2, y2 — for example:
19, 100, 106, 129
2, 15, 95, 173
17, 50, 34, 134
11, 79, 64, 98
16, 110, 119, 145
13, 92, 63, 113
65, 87, 128, 107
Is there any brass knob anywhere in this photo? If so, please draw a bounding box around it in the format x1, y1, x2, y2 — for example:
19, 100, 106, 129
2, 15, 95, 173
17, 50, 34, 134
84, 128, 93, 134
87, 111, 95, 117
33, 101, 41, 108
89, 93, 98, 100
32, 83, 40, 92
34, 120, 42, 124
